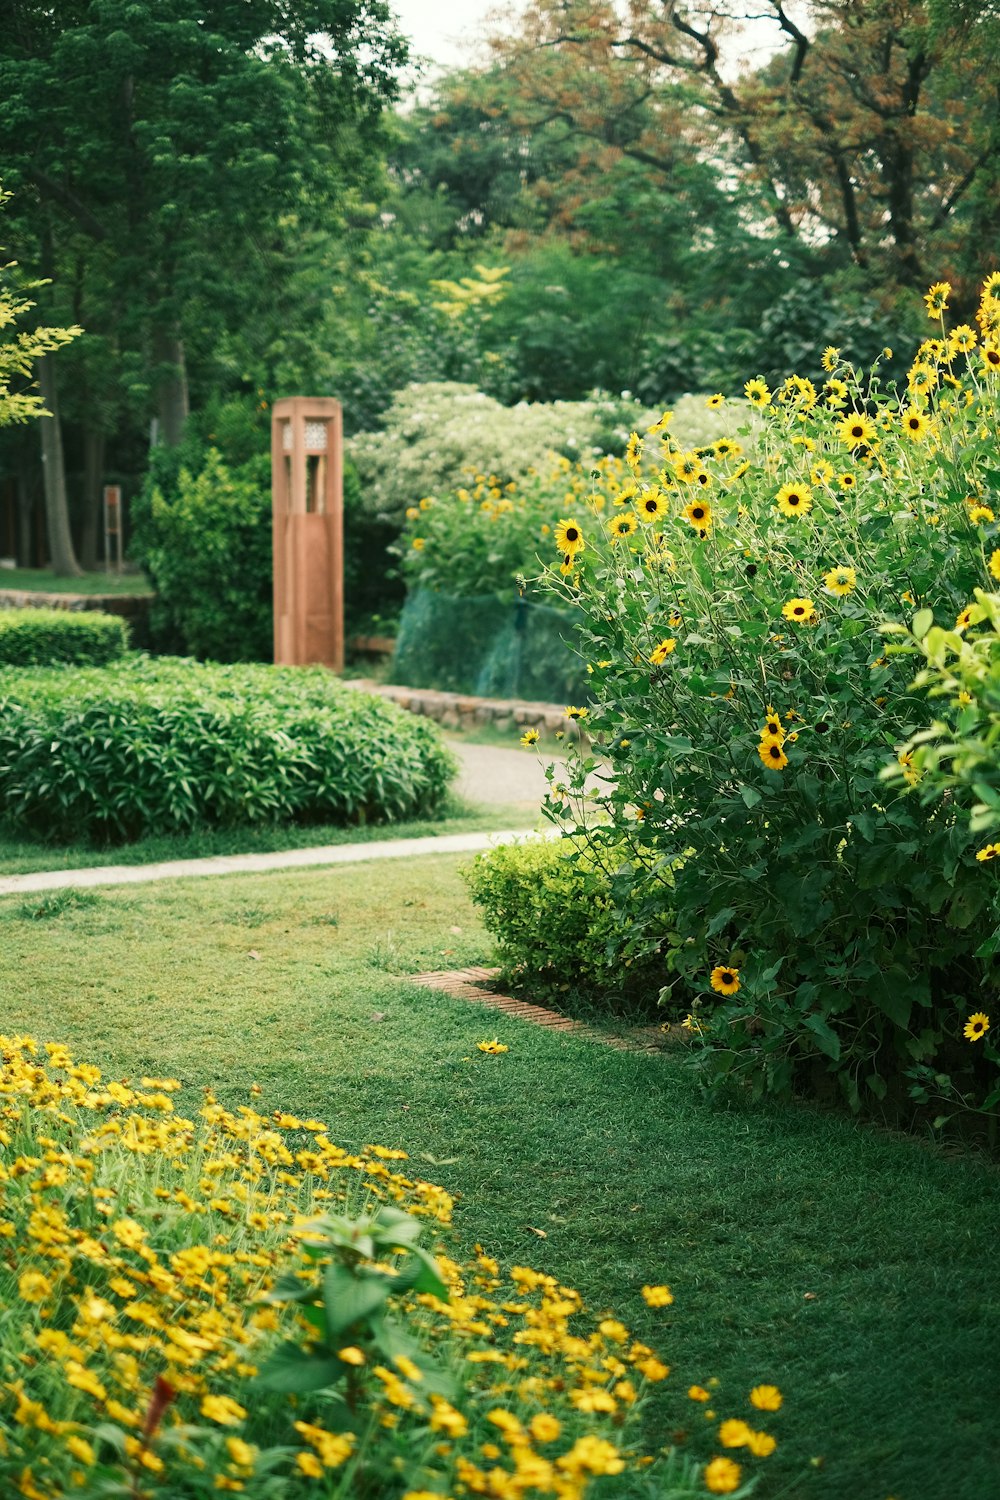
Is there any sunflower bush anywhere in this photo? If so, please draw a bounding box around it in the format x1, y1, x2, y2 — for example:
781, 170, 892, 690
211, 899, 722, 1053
531, 276, 1000, 1121
0, 1035, 788, 1498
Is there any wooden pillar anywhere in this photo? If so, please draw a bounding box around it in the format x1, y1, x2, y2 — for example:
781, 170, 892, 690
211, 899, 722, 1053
271, 397, 344, 671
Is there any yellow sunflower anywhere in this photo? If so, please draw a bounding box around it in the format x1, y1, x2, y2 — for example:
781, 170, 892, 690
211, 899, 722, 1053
976, 843, 1000, 862
810, 460, 834, 486
963, 1012, 990, 1041
837, 413, 876, 449
637, 489, 669, 523
907, 362, 935, 394
775, 482, 813, 519
824, 565, 856, 596
781, 597, 817, 624
709, 966, 740, 995
674, 452, 701, 483
743, 377, 771, 407
820, 345, 841, 373
900, 408, 930, 440
554, 518, 584, 555
682, 499, 712, 531
982, 343, 1000, 373
758, 739, 789, 771
923, 280, 951, 316
706, 393, 725, 408
650, 637, 677, 665
838, 472, 857, 491
625, 431, 643, 469
948, 324, 977, 354
989, 549, 1000, 581
609, 512, 638, 541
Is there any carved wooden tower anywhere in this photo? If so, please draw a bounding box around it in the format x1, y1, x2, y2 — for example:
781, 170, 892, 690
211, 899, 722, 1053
271, 397, 344, 671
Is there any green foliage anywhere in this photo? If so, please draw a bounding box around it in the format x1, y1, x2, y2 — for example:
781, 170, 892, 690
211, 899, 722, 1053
132, 447, 273, 661
0, 184, 80, 427
0, 607, 128, 666
466, 835, 671, 1008
0, 658, 457, 842
530, 280, 1000, 1120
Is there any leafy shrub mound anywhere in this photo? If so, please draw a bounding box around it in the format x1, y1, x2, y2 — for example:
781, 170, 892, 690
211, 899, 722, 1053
0, 1035, 786, 1498
348, 382, 659, 528
0, 658, 456, 842
466, 836, 671, 1011
0, 607, 129, 667
522, 275, 1000, 1122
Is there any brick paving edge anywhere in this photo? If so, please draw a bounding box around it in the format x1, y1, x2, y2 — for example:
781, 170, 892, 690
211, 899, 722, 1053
407, 968, 676, 1054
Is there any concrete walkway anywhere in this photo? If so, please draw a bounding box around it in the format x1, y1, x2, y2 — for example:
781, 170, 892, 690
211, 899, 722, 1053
0, 827, 559, 898
0, 736, 572, 899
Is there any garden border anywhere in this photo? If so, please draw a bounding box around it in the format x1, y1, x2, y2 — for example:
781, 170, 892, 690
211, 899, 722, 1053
343, 678, 585, 737
409, 965, 675, 1053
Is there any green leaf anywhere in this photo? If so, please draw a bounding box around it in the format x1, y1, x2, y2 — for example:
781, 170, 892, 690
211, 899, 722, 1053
256, 1341, 344, 1394
803, 1014, 841, 1061
322, 1265, 393, 1339
739, 785, 762, 808
911, 608, 934, 639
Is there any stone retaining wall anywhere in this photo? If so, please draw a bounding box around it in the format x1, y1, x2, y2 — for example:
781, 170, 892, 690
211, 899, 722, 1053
344, 678, 585, 738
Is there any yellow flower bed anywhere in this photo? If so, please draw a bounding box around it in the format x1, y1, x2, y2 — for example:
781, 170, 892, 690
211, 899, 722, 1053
0, 1037, 786, 1498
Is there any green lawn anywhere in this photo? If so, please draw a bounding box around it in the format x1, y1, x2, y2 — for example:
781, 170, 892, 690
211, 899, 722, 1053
1, 854, 996, 1500
0, 566, 152, 595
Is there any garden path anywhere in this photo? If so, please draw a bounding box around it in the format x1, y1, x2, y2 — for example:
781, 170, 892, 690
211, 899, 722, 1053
0, 738, 563, 897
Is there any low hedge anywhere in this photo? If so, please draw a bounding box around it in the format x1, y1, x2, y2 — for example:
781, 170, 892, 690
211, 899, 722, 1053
465, 835, 672, 1012
0, 607, 129, 666
0, 657, 456, 842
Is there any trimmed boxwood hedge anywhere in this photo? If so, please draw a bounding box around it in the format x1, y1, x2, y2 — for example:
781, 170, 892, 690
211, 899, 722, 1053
0, 657, 456, 842
0, 607, 129, 667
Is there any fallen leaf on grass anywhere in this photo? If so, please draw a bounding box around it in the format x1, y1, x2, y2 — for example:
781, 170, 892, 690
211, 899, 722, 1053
370, 1012, 388, 1022
247, 950, 261, 961
525, 1225, 548, 1238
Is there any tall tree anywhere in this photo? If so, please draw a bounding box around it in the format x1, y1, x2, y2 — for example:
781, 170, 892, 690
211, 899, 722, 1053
487, 1, 1000, 288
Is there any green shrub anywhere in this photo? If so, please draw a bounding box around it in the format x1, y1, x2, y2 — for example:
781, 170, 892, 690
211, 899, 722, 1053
347, 382, 659, 529
0, 607, 129, 666
466, 835, 671, 1009
508, 276, 1000, 1120
0, 657, 457, 842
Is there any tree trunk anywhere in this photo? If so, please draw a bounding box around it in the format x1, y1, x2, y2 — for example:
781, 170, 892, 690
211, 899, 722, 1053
80, 426, 106, 570
16, 474, 36, 567
153, 325, 189, 446
36, 353, 83, 577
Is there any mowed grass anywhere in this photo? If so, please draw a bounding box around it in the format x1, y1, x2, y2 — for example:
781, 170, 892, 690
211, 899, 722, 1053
1, 854, 996, 1500
0, 566, 152, 595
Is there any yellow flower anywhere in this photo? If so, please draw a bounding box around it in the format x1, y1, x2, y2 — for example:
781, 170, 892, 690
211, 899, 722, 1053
405, 506, 419, 520
609, 511, 638, 541
554, 518, 584, 555
226, 1438, 257, 1469
900, 408, 930, 440
682, 499, 712, 531
520, 728, 540, 748
429, 1397, 468, 1438
706, 393, 724, 407
636, 488, 669, 522
759, 740, 789, 771
18, 1270, 53, 1303
201, 1394, 248, 1426
556, 1436, 624, 1477
810, 460, 834, 486
650, 638, 677, 665
749, 1384, 783, 1411
688, 1385, 711, 1401
838, 472, 856, 490
476, 1039, 508, 1054
775, 482, 813, 519
530, 1413, 561, 1444
924, 280, 951, 316
743, 377, 771, 407
66, 1436, 96, 1466
963, 1012, 990, 1041
823, 565, 856, 596
641, 1284, 674, 1307
975, 843, 1000, 862
411, 537, 426, 551
897, 751, 920, 787
565, 705, 588, 720
781, 597, 817, 624
719, 1419, 753, 1447
820, 345, 840, 372
704, 1456, 742, 1494
746, 1430, 778, 1457
956, 605, 977, 631
634, 1355, 669, 1380
571, 1387, 617, 1413
710, 967, 740, 996
837, 413, 876, 449
968, 506, 995, 524
296, 1453, 324, 1479
990, 550, 1000, 581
